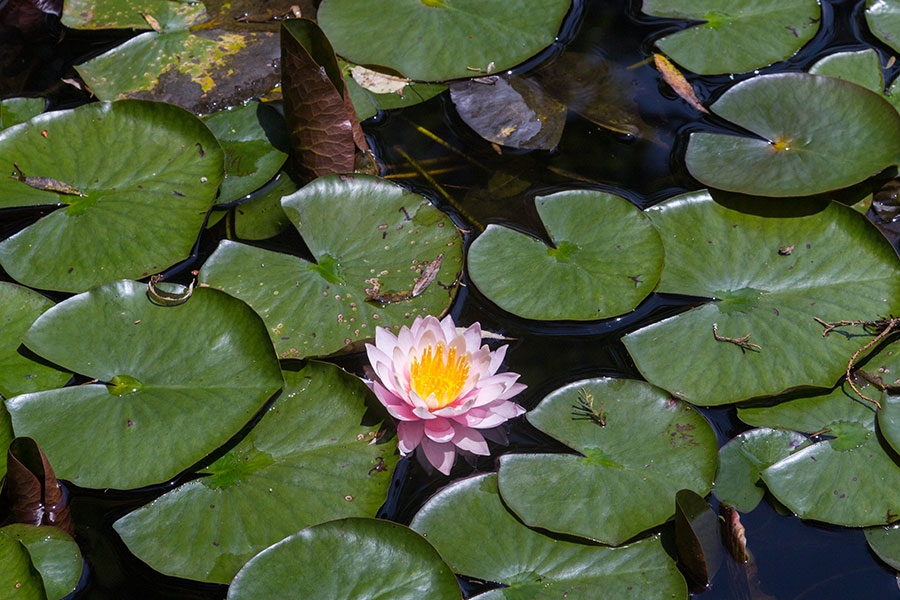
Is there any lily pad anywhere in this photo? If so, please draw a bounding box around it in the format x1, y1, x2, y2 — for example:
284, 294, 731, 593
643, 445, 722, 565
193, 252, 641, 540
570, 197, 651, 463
200, 174, 463, 359
497, 378, 717, 545
0, 524, 82, 600
63, 0, 207, 29
0, 100, 223, 292
114, 362, 397, 584
866, 0, 900, 55
0, 528, 45, 599
281, 18, 368, 184
228, 518, 460, 599
76, 28, 281, 114
0, 98, 43, 130
738, 387, 900, 527
865, 523, 900, 571
642, 0, 821, 75
202, 101, 288, 204
410, 473, 688, 599
467, 189, 663, 321
344, 66, 446, 121
622, 191, 900, 406
684, 73, 900, 197
233, 172, 297, 240
808, 49, 884, 93
713, 428, 810, 512
0, 406, 11, 480
0, 282, 70, 400
5, 280, 283, 489
317, 0, 573, 82
674, 489, 723, 588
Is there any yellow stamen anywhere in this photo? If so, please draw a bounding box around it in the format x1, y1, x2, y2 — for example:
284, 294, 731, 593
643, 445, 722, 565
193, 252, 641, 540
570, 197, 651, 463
410, 343, 470, 410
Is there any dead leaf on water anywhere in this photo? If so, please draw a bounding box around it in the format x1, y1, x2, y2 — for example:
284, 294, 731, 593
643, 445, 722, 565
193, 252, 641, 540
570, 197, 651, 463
653, 53, 709, 114
350, 65, 409, 95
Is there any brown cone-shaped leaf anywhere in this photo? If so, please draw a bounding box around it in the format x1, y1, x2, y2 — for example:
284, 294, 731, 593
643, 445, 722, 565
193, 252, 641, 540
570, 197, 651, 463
281, 18, 369, 184
3, 437, 73, 535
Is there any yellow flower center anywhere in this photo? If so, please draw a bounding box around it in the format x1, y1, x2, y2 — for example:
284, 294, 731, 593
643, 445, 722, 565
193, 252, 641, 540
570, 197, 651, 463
410, 343, 470, 410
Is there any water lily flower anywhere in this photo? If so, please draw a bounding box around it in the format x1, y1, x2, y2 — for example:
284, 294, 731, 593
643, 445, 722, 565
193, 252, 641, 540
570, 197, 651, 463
365, 315, 526, 475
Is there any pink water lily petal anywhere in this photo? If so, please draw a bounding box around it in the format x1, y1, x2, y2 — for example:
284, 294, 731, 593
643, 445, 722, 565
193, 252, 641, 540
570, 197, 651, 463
451, 423, 489, 455
371, 382, 417, 421
424, 418, 455, 443
421, 437, 456, 475
397, 420, 424, 455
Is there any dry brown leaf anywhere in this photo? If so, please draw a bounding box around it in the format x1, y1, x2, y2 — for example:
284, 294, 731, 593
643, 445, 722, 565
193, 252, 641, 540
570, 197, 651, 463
653, 53, 708, 114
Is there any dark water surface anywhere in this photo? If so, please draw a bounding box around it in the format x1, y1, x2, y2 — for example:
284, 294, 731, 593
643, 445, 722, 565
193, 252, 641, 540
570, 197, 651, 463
4, 0, 900, 598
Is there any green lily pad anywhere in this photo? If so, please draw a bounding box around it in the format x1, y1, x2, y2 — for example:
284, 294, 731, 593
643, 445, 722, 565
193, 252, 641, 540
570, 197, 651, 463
866, 0, 900, 55
114, 362, 396, 584
713, 428, 810, 512
233, 172, 297, 240
0, 283, 70, 400
808, 49, 884, 93
738, 387, 900, 527
0, 100, 223, 292
642, 0, 821, 75
865, 523, 900, 571
497, 378, 717, 545
0, 524, 82, 600
63, 0, 208, 29
0, 528, 44, 599
317, 0, 572, 82
467, 190, 663, 321
200, 174, 463, 359
228, 518, 460, 599
0, 406, 11, 480
865, 340, 900, 456
685, 73, 900, 197
344, 66, 446, 121
0, 98, 44, 130
76, 28, 281, 114
410, 473, 688, 599
202, 101, 288, 204
622, 191, 900, 406
5, 279, 283, 489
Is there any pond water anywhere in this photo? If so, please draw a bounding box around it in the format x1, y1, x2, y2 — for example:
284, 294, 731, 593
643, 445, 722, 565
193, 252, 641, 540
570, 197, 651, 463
4, 0, 900, 598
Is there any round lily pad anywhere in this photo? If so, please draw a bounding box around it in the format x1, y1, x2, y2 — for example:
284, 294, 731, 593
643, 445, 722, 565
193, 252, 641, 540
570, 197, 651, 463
114, 362, 397, 584
410, 473, 688, 598
0, 100, 224, 292
233, 172, 296, 240
0, 282, 70, 400
75, 28, 281, 114
317, 0, 573, 81
200, 174, 463, 359
713, 427, 810, 512
6, 280, 283, 489
0, 98, 44, 130
865, 523, 900, 571
739, 386, 900, 527
467, 189, 663, 321
685, 73, 900, 197
0, 528, 45, 599
808, 49, 884, 93
63, 0, 207, 29
866, 0, 900, 55
497, 378, 717, 545
202, 101, 288, 204
228, 518, 461, 599
0, 524, 82, 600
622, 191, 900, 406
642, 0, 821, 75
